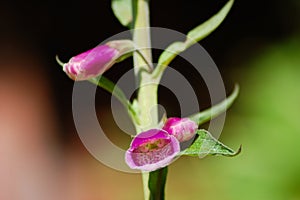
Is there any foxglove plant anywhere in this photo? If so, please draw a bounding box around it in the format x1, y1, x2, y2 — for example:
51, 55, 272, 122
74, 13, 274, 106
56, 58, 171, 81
58, 0, 240, 199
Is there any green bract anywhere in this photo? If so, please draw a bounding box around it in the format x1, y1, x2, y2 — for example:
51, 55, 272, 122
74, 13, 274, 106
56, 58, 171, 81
189, 84, 239, 125
180, 130, 241, 157
153, 0, 234, 78
112, 0, 133, 27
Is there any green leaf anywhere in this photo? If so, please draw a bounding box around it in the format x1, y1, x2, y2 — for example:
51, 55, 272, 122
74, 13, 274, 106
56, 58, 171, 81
156, 42, 186, 70
180, 130, 241, 157
149, 167, 168, 200
189, 84, 239, 125
186, 0, 234, 46
153, 0, 234, 78
89, 76, 128, 107
89, 76, 140, 125
112, 0, 133, 27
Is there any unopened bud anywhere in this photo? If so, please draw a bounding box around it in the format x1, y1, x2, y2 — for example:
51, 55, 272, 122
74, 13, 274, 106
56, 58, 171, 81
163, 117, 198, 142
62, 40, 134, 80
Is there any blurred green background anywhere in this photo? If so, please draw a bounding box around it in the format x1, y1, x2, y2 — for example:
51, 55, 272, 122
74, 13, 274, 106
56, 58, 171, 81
166, 36, 300, 200
0, 0, 299, 199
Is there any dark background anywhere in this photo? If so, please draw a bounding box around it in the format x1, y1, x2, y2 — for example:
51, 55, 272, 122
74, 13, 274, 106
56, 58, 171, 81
1, 0, 299, 138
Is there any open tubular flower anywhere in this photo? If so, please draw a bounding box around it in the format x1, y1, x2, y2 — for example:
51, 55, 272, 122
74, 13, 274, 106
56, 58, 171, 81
62, 40, 135, 80
163, 117, 198, 142
125, 129, 180, 171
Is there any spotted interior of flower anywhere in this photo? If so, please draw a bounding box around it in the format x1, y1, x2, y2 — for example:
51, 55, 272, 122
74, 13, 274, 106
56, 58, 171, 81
131, 139, 174, 166
133, 138, 168, 153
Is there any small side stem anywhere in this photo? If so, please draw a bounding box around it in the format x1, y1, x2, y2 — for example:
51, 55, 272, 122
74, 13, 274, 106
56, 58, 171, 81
135, 50, 153, 71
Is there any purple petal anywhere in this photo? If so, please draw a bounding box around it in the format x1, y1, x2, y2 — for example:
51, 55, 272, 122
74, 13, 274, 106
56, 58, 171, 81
63, 45, 118, 80
163, 117, 198, 142
62, 40, 135, 81
125, 129, 180, 171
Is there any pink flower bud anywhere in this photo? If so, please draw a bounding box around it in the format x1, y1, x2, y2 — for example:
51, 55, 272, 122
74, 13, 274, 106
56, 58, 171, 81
62, 40, 134, 80
125, 129, 180, 171
163, 117, 198, 142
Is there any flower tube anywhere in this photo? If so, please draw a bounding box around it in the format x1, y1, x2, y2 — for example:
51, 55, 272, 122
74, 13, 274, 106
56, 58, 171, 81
125, 129, 180, 171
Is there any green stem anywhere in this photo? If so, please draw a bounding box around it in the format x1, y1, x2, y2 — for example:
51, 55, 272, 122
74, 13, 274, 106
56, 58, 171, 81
132, 0, 159, 130
149, 167, 168, 200
142, 171, 150, 199
132, 0, 160, 199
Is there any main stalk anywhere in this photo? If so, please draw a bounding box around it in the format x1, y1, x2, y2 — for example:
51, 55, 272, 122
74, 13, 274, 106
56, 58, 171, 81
132, 0, 159, 199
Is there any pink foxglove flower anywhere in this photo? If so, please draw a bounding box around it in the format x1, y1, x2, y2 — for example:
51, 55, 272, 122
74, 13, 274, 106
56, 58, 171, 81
163, 117, 198, 142
63, 40, 134, 80
125, 129, 180, 171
